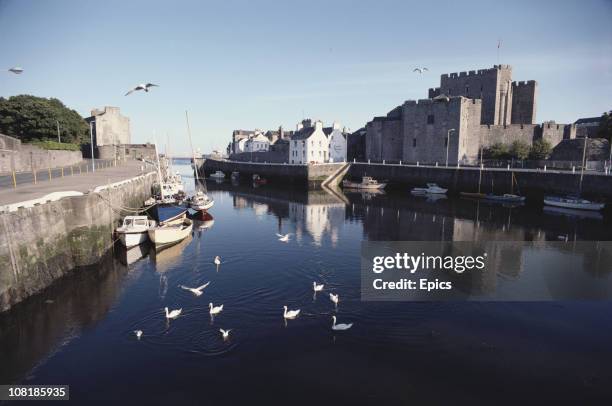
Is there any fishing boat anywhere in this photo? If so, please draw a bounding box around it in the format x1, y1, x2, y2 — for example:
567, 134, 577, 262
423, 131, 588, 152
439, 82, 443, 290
544, 136, 604, 212
543, 196, 604, 211
115, 216, 156, 248
148, 218, 193, 249
189, 190, 214, 211
152, 204, 188, 225
342, 176, 386, 190
210, 170, 225, 179
411, 183, 447, 194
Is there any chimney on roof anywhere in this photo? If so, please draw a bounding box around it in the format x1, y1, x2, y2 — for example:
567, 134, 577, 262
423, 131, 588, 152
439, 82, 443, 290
314, 120, 323, 131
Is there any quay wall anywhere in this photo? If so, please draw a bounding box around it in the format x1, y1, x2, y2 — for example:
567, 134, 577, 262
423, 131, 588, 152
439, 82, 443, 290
0, 134, 83, 173
0, 172, 155, 312
347, 163, 612, 200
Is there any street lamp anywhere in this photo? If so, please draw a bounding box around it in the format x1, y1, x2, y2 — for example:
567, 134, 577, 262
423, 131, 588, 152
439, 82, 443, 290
89, 120, 96, 172
445, 128, 456, 167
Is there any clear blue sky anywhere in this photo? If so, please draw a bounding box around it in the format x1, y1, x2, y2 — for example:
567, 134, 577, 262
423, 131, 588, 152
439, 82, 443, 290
1, 0, 610, 154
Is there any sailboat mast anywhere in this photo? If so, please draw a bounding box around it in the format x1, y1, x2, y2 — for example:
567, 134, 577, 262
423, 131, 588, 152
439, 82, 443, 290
185, 110, 199, 182
154, 139, 163, 195
579, 135, 588, 195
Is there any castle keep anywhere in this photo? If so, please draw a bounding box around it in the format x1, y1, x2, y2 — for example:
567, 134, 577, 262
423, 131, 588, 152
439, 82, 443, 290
366, 65, 575, 165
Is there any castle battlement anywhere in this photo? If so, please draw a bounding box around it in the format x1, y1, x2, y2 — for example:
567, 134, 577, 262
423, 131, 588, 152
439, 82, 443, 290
512, 80, 536, 87
442, 65, 513, 80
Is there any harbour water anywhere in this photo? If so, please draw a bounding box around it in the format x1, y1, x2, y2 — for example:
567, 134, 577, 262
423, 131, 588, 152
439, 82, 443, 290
1, 163, 611, 405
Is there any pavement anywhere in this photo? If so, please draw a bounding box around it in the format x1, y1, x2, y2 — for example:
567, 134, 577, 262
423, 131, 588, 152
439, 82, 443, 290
0, 160, 156, 206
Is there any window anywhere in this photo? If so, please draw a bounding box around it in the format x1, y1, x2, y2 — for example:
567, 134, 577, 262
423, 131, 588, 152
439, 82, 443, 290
294, 141, 297, 146
427, 115, 434, 124
413, 138, 417, 147
465, 86, 469, 95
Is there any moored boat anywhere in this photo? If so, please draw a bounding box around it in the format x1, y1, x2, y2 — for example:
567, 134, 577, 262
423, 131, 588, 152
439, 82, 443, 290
116, 216, 156, 248
231, 171, 239, 179
483, 193, 526, 203
411, 183, 447, 195
148, 218, 193, 249
543, 196, 604, 211
342, 176, 386, 190
189, 190, 214, 211
210, 170, 225, 179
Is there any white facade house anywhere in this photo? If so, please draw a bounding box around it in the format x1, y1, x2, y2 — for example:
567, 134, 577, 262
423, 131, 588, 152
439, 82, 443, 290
235, 138, 249, 153
289, 120, 329, 164
327, 122, 347, 162
244, 133, 270, 152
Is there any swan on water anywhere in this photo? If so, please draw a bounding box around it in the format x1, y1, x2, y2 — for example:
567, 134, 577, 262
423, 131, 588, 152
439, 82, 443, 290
329, 293, 339, 306
219, 328, 231, 339
283, 305, 300, 319
134, 330, 143, 339
276, 233, 291, 242
179, 281, 210, 296
209, 302, 224, 315
214, 256, 221, 266
164, 307, 182, 319
331, 316, 353, 331
313, 282, 324, 292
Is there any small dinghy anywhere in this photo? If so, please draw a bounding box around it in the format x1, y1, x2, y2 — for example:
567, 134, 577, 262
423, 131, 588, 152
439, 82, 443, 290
116, 216, 156, 248
148, 218, 193, 250
411, 183, 447, 195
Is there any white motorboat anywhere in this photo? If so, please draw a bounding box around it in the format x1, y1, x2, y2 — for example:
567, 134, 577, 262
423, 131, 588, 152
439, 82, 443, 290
210, 171, 225, 179
116, 216, 156, 248
342, 176, 386, 190
543, 196, 604, 211
148, 218, 193, 249
411, 183, 447, 195
189, 190, 214, 211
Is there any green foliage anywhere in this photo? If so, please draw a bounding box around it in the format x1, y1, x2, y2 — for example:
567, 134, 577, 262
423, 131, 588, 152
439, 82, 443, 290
597, 111, 612, 142
483, 142, 510, 160
0, 95, 88, 144
30, 140, 81, 151
509, 140, 531, 160
529, 139, 552, 160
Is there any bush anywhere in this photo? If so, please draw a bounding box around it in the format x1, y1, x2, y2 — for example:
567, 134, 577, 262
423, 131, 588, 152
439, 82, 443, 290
529, 139, 552, 160
483, 143, 510, 160
30, 140, 81, 151
509, 140, 531, 160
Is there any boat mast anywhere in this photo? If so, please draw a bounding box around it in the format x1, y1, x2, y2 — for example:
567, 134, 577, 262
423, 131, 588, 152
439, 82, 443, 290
154, 139, 164, 197
185, 110, 200, 183
579, 135, 588, 195
477, 135, 484, 194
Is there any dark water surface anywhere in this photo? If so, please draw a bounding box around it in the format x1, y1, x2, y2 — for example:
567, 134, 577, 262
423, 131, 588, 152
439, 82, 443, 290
1, 164, 611, 405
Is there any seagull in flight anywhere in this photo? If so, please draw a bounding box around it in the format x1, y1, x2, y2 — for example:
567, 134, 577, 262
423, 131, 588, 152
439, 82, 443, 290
8, 67, 24, 74
413, 67, 428, 74
125, 83, 159, 96
179, 281, 211, 296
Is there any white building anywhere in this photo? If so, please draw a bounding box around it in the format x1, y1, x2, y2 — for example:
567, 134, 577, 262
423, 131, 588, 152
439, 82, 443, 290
327, 122, 347, 162
289, 120, 329, 164
244, 133, 270, 152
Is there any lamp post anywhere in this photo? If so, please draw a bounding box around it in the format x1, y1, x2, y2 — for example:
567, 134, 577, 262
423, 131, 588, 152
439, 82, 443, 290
56, 120, 61, 143
89, 120, 96, 172
445, 128, 456, 167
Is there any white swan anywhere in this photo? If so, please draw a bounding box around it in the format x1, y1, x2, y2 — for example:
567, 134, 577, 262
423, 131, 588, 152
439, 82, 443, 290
209, 302, 224, 315
332, 316, 353, 331
134, 330, 143, 339
276, 233, 291, 242
329, 293, 339, 306
313, 282, 324, 292
219, 328, 231, 339
164, 307, 182, 319
214, 256, 221, 266
179, 281, 210, 296
283, 305, 300, 319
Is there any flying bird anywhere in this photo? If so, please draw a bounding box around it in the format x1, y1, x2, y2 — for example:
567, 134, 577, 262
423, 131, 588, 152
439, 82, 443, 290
8, 67, 23, 74
219, 328, 231, 339
413, 67, 428, 74
125, 83, 159, 96
179, 281, 210, 296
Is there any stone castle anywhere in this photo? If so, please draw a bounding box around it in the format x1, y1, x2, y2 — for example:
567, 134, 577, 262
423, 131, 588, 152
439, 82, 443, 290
365, 65, 576, 164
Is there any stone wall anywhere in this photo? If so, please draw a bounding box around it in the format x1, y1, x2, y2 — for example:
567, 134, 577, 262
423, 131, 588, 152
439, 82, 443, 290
511, 81, 537, 124
229, 150, 289, 163
0, 172, 155, 312
86, 106, 131, 146
0, 134, 83, 174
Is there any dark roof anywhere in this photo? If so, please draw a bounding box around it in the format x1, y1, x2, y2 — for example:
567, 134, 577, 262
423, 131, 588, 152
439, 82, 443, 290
323, 127, 333, 136
273, 138, 289, 145
290, 127, 316, 140
575, 117, 601, 125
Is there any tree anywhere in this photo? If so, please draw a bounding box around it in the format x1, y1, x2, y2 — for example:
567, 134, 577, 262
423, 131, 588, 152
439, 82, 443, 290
529, 139, 552, 160
483, 142, 510, 160
0, 95, 88, 144
597, 111, 612, 142
509, 140, 531, 160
